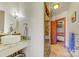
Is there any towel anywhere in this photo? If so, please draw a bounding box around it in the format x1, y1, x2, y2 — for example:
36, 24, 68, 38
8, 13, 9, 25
68, 32, 75, 52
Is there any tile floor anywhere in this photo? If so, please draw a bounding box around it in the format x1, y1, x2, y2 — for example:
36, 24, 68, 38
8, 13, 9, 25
49, 42, 71, 57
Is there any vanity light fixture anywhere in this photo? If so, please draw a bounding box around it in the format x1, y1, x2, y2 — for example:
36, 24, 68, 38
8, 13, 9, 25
18, 13, 25, 18
11, 10, 25, 19
14, 13, 24, 19
53, 3, 60, 9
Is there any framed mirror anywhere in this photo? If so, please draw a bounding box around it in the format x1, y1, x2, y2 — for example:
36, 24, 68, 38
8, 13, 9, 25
0, 11, 5, 33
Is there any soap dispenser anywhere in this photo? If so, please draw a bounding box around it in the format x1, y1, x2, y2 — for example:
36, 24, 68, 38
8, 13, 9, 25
9, 24, 14, 34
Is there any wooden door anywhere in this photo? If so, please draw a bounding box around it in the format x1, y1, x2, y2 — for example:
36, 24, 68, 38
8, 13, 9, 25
51, 21, 57, 44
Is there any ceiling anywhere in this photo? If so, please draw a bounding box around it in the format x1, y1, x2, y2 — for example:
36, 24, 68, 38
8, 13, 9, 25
48, 2, 72, 16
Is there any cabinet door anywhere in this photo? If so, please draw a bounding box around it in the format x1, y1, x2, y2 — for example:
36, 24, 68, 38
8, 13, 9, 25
51, 21, 57, 44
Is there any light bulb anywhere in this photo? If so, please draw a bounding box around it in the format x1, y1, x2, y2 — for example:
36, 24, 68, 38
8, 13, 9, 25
53, 3, 60, 9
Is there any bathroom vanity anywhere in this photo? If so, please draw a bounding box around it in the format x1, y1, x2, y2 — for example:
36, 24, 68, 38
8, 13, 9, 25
0, 9, 30, 57
0, 40, 29, 57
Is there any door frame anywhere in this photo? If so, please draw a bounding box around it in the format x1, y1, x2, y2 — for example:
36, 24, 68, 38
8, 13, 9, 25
56, 17, 66, 47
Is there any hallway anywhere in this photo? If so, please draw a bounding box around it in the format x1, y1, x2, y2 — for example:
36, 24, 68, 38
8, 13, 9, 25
49, 42, 72, 57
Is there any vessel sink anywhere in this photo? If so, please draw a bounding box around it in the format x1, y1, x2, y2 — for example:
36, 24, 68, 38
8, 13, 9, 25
1, 35, 21, 44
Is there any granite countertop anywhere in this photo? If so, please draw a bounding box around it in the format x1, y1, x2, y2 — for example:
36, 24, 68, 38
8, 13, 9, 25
0, 40, 29, 57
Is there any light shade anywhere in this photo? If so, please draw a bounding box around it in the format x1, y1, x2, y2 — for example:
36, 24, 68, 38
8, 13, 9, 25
53, 3, 60, 9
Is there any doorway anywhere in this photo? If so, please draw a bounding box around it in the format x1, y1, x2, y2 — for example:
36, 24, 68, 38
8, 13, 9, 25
50, 17, 68, 57
51, 17, 66, 47
56, 17, 66, 47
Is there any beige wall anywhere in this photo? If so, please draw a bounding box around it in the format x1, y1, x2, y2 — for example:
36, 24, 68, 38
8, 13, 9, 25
68, 3, 79, 34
